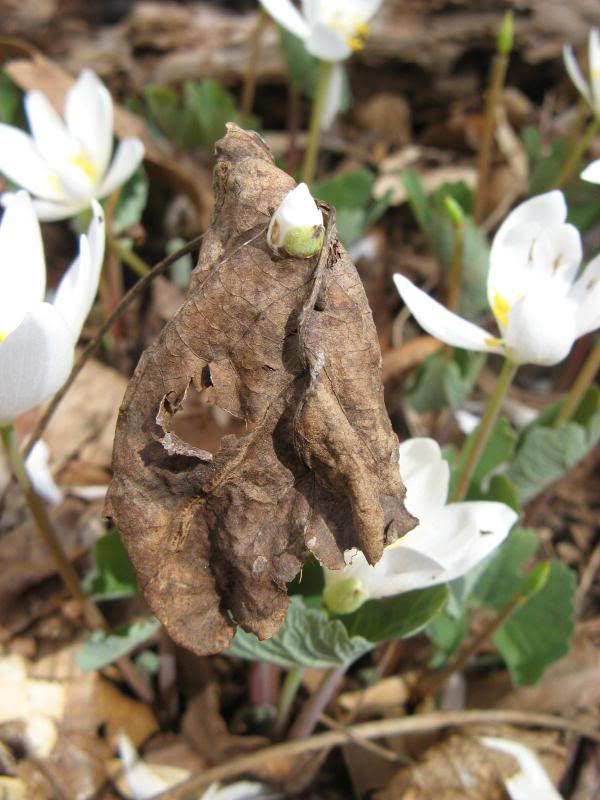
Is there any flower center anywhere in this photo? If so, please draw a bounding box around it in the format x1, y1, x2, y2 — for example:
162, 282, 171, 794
328, 15, 370, 52
0, 330, 6, 344
491, 291, 510, 329
70, 151, 98, 182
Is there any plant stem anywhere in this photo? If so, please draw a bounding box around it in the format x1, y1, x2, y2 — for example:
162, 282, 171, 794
451, 358, 518, 502
473, 52, 510, 223
287, 663, 348, 740
447, 221, 465, 313
0, 424, 108, 632
241, 8, 268, 117
302, 60, 333, 185
108, 234, 152, 278
273, 666, 305, 737
553, 116, 600, 189
554, 340, 600, 427
420, 592, 525, 697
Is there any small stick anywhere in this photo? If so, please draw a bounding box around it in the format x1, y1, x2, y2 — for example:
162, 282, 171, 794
152, 709, 600, 799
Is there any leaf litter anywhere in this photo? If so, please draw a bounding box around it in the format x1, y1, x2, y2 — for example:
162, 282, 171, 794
107, 125, 415, 656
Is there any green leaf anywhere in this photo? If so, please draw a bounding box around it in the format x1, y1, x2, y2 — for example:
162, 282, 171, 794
144, 84, 180, 141
0, 71, 22, 125
84, 529, 138, 601
450, 416, 517, 498
494, 561, 575, 685
279, 28, 320, 97
507, 404, 600, 503
468, 474, 521, 514
313, 168, 389, 248
406, 349, 485, 413
401, 170, 432, 232
76, 618, 160, 672
338, 585, 449, 643
184, 80, 258, 150
470, 527, 538, 611
112, 167, 149, 235
427, 610, 468, 666
226, 597, 372, 668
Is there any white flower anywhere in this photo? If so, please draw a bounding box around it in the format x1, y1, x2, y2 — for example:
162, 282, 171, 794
481, 738, 564, 800
582, 159, 600, 183
267, 183, 324, 258
0, 70, 144, 221
394, 191, 600, 367
323, 438, 517, 613
259, 1, 382, 128
0, 191, 105, 425
563, 29, 600, 117
259, 0, 381, 62
25, 440, 63, 505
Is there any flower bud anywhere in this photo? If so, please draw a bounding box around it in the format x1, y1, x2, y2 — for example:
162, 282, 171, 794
323, 576, 369, 615
267, 183, 325, 259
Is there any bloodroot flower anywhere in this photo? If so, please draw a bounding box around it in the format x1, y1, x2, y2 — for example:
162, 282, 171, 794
0, 70, 144, 221
394, 191, 600, 367
323, 438, 517, 614
0, 192, 105, 424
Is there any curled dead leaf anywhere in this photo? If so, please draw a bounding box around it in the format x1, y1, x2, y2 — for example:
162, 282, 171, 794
107, 125, 415, 656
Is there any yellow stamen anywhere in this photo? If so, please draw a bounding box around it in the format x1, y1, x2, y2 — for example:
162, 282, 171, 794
491, 292, 510, 329
70, 151, 98, 181
485, 336, 502, 347
0, 331, 6, 344
49, 173, 62, 194
346, 21, 370, 51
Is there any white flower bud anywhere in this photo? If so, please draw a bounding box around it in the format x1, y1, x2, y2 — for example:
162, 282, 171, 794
267, 183, 325, 259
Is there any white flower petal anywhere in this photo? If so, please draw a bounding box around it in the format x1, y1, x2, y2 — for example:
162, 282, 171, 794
488, 191, 567, 309
398, 500, 517, 584
24, 91, 73, 169
0, 192, 46, 335
27, 195, 87, 222
570, 253, 600, 337
97, 138, 145, 198
530, 222, 582, 287
117, 734, 175, 798
398, 438, 449, 521
589, 29, 600, 112
26, 440, 63, 505
320, 62, 345, 129
65, 70, 114, 179
0, 304, 74, 425
505, 281, 577, 366
481, 737, 564, 800
563, 44, 593, 107
202, 781, 281, 800
259, 0, 310, 40
0, 125, 64, 200
53, 201, 105, 338
394, 274, 501, 354
306, 22, 352, 60
581, 158, 600, 183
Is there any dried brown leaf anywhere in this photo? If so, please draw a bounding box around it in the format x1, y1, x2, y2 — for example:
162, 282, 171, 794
107, 125, 415, 656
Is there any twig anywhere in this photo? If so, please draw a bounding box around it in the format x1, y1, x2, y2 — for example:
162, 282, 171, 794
241, 8, 268, 117
318, 712, 404, 764
151, 709, 600, 799
287, 663, 348, 740
23, 234, 205, 458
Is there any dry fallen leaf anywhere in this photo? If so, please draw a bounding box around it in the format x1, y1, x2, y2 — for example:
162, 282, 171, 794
107, 125, 415, 656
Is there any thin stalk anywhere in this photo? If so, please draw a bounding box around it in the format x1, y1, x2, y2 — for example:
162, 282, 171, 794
473, 52, 510, 223
287, 663, 348, 740
273, 666, 305, 737
302, 60, 334, 185
1, 425, 154, 702
108, 234, 152, 278
420, 591, 525, 697
451, 358, 518, 502
553, 116, 600, 189
241, 8, 268, 117
0, 424, 107, 632
554, 340, 600, 426
447, 221, 465, 313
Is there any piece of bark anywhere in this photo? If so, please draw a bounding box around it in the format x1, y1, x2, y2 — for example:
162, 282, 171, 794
107, 125, 414, 656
